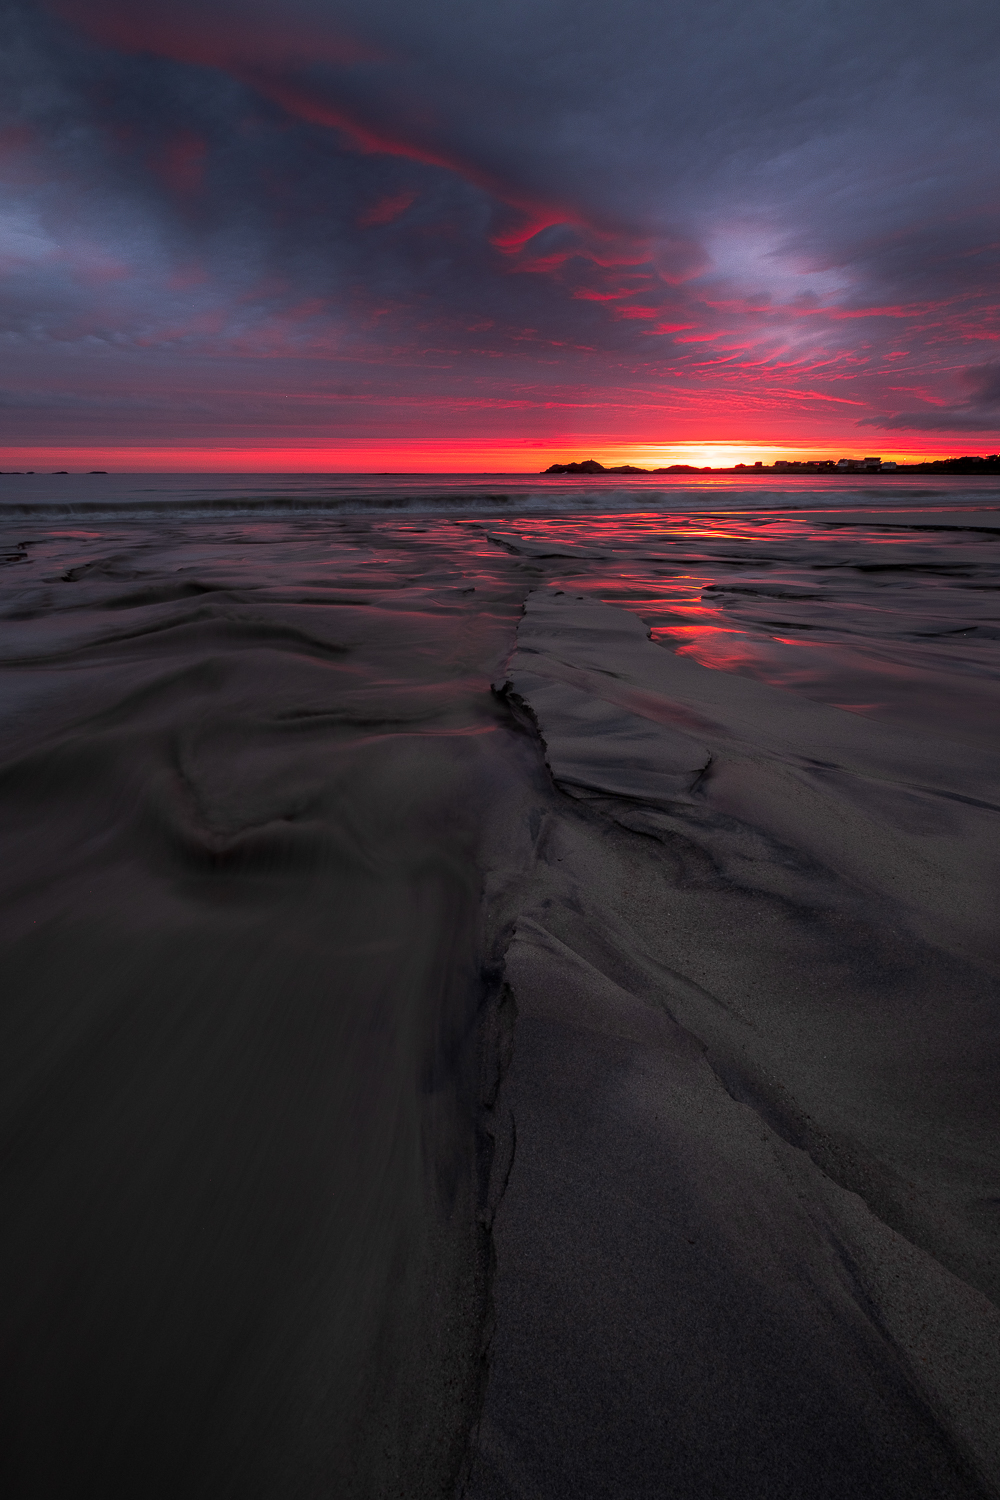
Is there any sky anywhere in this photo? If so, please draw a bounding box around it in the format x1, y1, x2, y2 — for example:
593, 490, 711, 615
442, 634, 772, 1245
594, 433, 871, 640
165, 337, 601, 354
1, 0, 999, 470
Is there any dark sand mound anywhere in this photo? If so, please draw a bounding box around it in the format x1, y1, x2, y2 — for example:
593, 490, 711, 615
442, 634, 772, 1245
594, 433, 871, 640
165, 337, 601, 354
465, 590, 1000, 1499
504, 590, 1000, 964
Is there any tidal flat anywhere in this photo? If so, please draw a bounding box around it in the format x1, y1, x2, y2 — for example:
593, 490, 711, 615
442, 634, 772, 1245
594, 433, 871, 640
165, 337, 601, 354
1, 475, 998, 1498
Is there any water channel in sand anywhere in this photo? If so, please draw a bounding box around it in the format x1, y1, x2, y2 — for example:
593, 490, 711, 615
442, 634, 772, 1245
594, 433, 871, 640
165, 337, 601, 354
1, 475, 998, 1497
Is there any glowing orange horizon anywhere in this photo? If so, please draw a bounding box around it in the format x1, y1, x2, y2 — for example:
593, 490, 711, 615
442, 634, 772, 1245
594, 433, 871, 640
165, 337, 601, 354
1, 438, 993, 473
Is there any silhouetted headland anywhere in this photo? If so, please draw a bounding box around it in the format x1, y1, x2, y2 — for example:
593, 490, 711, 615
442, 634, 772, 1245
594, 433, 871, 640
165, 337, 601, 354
544, 454, 1000, 475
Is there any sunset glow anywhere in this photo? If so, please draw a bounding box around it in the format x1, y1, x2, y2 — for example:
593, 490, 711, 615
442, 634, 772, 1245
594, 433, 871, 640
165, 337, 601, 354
0, 439, 979, 473
2, 1, 997, 465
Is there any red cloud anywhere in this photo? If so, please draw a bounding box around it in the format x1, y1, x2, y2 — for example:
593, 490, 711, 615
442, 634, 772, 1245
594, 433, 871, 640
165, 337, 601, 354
44, 0, 656, 291
42, 0, 728, 354
358, 190, 417, 228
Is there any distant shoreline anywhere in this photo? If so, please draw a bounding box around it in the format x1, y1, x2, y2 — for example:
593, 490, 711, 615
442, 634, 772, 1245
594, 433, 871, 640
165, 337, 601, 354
543, 456, 1000, 476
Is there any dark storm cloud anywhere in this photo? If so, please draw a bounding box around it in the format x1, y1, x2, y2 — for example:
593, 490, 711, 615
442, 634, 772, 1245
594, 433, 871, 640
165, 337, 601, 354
860, 361, 1000, 434
3, 0, 1000, 449
962, 363, 1000, 408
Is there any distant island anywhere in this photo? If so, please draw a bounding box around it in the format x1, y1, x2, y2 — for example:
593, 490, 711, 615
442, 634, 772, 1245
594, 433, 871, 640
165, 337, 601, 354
545, 460, 712, 475
544, 455, 1000, 475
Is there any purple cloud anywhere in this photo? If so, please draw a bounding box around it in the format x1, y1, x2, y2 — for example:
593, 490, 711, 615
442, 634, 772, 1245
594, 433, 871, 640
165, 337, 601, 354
0, 0, 997, 456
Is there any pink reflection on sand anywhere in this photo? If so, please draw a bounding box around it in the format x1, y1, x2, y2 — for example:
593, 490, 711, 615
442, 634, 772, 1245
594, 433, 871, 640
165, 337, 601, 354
493, 501, 1000, 746
668, 626, 767, 673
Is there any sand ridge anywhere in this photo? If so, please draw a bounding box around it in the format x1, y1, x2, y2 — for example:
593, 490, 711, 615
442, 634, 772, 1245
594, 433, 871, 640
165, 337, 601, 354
466, 588, 1000, 1497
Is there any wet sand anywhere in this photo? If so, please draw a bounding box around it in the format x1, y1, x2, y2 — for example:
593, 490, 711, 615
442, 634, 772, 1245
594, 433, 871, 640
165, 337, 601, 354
0, 487, 998, 1497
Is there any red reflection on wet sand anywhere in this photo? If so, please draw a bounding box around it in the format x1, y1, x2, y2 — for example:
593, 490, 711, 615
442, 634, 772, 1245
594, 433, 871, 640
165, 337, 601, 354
490, 501, 1000, 745
668, 626, 764, 672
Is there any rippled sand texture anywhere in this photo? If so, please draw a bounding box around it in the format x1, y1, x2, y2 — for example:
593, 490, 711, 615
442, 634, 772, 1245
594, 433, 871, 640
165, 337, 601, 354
0, 493, 998, 1498
0, 518, 539, 1498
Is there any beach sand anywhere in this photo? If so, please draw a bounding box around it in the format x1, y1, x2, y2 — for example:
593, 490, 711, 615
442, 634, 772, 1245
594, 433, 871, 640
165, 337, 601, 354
470, 589, 1000, 1498
0, 494, 997, 1497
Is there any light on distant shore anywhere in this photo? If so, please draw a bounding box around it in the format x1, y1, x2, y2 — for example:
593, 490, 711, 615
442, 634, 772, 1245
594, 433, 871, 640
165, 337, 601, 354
590, 443, 953, 469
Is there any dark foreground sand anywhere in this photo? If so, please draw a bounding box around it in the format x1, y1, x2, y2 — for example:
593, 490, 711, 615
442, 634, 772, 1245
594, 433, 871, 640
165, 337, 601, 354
471, 591, 1000, 1499
0, 505, 997, 1497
